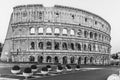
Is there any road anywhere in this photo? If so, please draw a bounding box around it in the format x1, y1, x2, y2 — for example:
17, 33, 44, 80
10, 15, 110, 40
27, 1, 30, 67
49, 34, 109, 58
0, 63, 119, 80
32, 68, 119, 80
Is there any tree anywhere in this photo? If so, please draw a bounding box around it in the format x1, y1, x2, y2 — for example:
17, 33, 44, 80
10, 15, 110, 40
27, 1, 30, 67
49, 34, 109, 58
0, 43, 3, 57
111, 54, 119, 59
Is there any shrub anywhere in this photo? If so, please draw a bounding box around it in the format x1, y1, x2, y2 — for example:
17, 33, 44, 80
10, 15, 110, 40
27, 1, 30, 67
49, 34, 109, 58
46, 65, 51, 69
24, 67, 32, 73
76, 65, 80, 68
57, 65, 63, 70
41, 67, 48, 71
31, 65, 37, 69
66, 64, 71, 69
12, 65, 20, 70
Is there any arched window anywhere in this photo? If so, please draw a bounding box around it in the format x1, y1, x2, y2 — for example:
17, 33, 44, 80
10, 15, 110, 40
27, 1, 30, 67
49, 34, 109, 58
30, 42, 35, 49
83, 44, 87, 51
99, 34, 101, 40
84, 31, 88, 38
88, 44, 92, 51
93, 44, 96, 51
46, 27, 52, 35
38, 42, 43, 49
54, 28, 60, 35
30, 27, 35, 34
54, 41, 59, 50
38, 27, 43, 35
62, 42, 67, 50
62, 29, 67, 36
71, 43, 74, 50
90, 32, 93, 39
70, 29, 75, 35
77, 29, 82, 36
46, 41, 52, 50
94, 33, 97, 40
76, 43, 81, 51
46, 56, 52, 63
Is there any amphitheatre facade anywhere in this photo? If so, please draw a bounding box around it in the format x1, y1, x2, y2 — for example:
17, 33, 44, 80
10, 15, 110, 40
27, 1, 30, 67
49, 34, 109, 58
1, 4, 111, 65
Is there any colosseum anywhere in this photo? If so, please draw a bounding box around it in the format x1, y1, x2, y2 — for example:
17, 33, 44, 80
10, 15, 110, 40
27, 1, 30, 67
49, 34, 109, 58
1, 4, 111, 65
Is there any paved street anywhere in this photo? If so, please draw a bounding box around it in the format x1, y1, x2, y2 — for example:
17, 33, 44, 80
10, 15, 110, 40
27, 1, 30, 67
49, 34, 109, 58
0, 63, 119, 80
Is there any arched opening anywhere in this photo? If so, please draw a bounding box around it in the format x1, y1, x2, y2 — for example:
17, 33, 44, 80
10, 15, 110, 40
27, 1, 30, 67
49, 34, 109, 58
38, 56, 43, 63
38, 42, 43, 49
54, 28, 60, 35
70, 29, 75, 35
62, 29, 67, 36
78, 57, 81, 64
70, 56, 75, 64
46, 27, 52, 35
63, 56, 67, 64
54, 41, 59, 50
29, 56, 35, 62
94, 33, 97, 40
90, 32, 93, 39
84, 57, 87, 64
76, 43, 81, 51
99, 34, 101, 40
71, 43, 74, 50
93, 44, 96, 51
62, 42, 67, 50
83, 44, 87, 51
38, 27, 43, 35
30, 42, 35, 49
90, 57, 94, 64
54, 56, 59, 64
84, 31, 88, 38
30, 27, 35, 34
88, 44, 92, 51
46, 41, 52, 50
46, 56, 52, 63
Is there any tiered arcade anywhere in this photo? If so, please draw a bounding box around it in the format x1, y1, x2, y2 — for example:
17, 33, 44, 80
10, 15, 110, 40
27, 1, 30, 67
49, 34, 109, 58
1, 4, 111, 65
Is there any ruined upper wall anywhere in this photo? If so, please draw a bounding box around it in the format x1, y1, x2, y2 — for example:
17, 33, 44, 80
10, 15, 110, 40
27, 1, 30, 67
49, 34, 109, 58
11, 4, 111, 35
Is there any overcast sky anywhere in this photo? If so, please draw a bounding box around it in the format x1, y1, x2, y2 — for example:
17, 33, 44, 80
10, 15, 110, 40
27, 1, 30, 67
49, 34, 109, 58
0, 0, 119, 54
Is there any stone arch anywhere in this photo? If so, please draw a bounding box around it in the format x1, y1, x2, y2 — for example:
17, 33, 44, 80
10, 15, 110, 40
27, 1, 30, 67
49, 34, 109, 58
46, 56, 52, 63
70, 56, 75, 64
37, 56, 43, 63
29, 55, 35, 62
30, 27, 35, 34
30, 42, 35, 49
62, 56, 67, 64
88, 44, 92, 51
38, 42, 43, 49
38, 27, 43, 35
84, 30, 88, 38
78, 57, 81, 64
90, 32, 93, 39
46, 27, 52, 35
71, 43, 74, 50
70, 29, 75, 35
46, 41, 52, 50
76, 43, 81, 51
62, 28, 67, 36
54, 56, 59, 64
54, 41, 59, 50
84, 57, 88, 64
62, 42, 67, 50
54, 28, 60, 35
94, 33, 97, 40
90, 57, 94, 64
83, 44, 87, 51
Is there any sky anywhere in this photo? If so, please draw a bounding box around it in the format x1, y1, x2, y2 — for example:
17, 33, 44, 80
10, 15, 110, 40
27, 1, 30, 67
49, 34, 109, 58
0, 0, 119, 54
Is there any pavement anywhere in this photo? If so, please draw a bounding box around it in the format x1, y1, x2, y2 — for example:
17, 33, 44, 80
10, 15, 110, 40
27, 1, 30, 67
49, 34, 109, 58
0, 63, 119, 80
